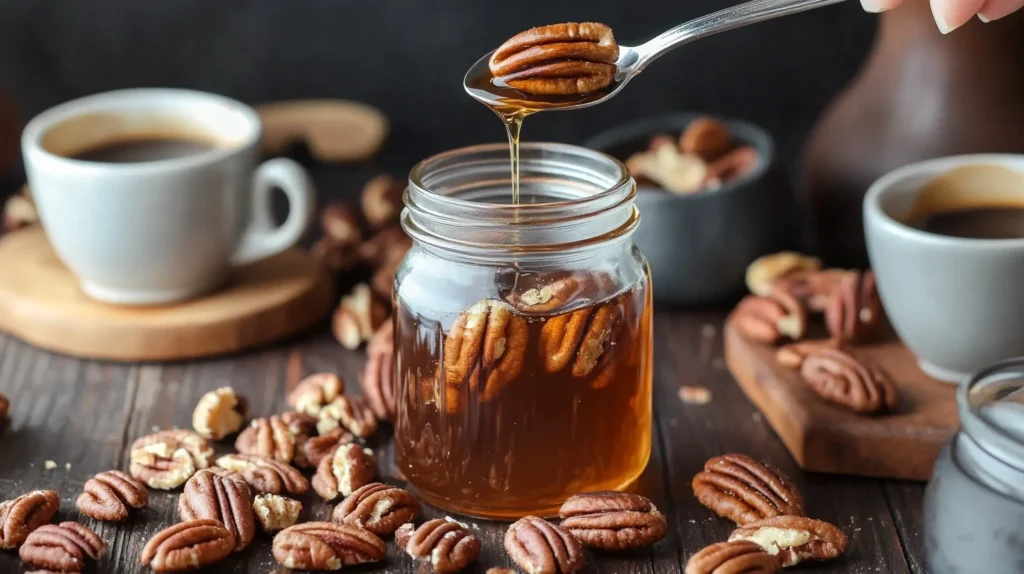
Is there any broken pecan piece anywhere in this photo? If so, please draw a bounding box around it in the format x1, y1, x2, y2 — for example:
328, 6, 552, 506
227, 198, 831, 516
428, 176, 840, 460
312, 442, 377, 501
745, 252, 822, 297
800, 348, 899, 414
729, 515, 848, 567
443, 300, 528, 413
141, 519, 235, 572
129, 429, 213, 490
333, 283, 389, 350
825, 270, 882, 343
489, 22, 619, 96
332, 482, 421, 536
19, 521, 104, 572
272, 522, 386, 570
303, 427, 356, 468
509, 277, 581, 313
0, 490, 60, 549
680, 117, 732, 161
505, 515, 586, 574
317, 395, 378, 438
191, 386, 248, 440
234, 411, 316, 465
76, 470, 148, 522
730, 292, 806, 344
684, 541, 781, 574
361, 174, 405, 230
178, 469, 256, 552
215, 453, 309, 496
775, 339, 839, 370
692, 453, 805, 526
288, 373, 345, 417
396, 518, 481, 573
361, 318, 397, 421
540, 301, 623, 379
253, 493, 302, 533
772, 268, 852, 312
559, 491, 667, 550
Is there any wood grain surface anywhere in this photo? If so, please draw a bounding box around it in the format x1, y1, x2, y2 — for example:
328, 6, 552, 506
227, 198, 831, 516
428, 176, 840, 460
723, 318, 958, 481
0, 310, 928, 573
0, 228, 335, 362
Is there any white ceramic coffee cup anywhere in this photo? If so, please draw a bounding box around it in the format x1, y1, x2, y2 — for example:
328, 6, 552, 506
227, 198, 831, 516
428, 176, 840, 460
22, 88, 315, 305
864, 154, 1024, 383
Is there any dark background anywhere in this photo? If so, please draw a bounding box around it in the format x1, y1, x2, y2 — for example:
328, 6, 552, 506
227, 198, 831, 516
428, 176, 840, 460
0, 0, 877, 197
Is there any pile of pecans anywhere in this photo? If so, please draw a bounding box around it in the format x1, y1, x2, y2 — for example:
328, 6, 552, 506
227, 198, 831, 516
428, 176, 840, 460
732, 251, 900, 415
0, 372, 672, 573
625, 117, 761, 195
686, 453, 848, 573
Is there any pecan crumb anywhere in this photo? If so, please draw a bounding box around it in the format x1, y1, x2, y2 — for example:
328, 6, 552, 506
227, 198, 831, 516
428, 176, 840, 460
678, 386, 713, 405
191, 386, 248, 440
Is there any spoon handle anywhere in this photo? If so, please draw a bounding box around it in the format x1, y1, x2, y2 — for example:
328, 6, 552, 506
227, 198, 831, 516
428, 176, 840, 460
628, 0, 847, 73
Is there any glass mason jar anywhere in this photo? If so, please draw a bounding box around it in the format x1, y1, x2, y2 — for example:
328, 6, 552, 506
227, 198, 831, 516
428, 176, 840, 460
924, 358, 1024, 573
394, 142, 653, 519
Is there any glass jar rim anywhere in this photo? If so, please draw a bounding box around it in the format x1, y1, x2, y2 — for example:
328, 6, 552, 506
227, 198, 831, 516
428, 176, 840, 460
402, 142, 638, 262
960, 357, 1024, 472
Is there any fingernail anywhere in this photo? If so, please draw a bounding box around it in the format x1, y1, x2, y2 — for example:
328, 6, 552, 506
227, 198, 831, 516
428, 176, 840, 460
931, 5, 959, 33
860, 0, 887, 12
977, 12, 992, 22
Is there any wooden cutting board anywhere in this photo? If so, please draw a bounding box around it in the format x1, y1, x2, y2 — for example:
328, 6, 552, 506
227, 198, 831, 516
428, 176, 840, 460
0, 228, 335, 362
724, 317, 959, 481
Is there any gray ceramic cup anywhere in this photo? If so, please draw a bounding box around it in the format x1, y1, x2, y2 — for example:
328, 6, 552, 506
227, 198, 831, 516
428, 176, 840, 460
864, 154, 1024, 383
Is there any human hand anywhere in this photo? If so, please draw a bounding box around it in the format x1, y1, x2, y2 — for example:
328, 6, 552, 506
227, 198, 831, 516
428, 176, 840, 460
860, 0, 1022, 33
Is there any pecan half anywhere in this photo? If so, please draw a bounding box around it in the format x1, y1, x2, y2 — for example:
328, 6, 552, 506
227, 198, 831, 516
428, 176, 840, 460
253, 494, 302, 533
396, 518, 481, 573
361, 319, 396, 421
312, 443, 377, 501
745, 252, 822, 297
539, 301, 623, 380
312, 236, 360, 274
730, 292, 806, 344
129, 429, 213, 490
729, 515, 848, 567
505, 515, 585, 574
214, 453, 309, 496
288, 373, 345, 417
333, 283, 389, 350
272, 522, 387, 570
558, 491, 667, 550
772, 268, 852, 312
303, 427, 356, 468
19, 521, 104, 572
76, 470, 148, 522
489, 23, 619, 96
680, 117, 732, 161
234, 411, 316, 465
141, 519, 235, 572
692, 454, 805, 526
775, 339, 839, 370
706, 146, 760, 185
332, 482, 421, 536
178, 469, 256, 552
320, 201, 363, 247
317, 395, 378, 438
191, 386, 248, 440
801, 348, 899, 414
361, 174, 405, 230
0, 490, 60, 549
825, 270, 882, 343
684, 541, 781, 574
508, 277, 581, 313
443, 300, 528, 413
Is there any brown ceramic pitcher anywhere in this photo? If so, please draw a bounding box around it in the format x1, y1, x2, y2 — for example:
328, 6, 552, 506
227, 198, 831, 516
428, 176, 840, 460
800, 2, 1024, 268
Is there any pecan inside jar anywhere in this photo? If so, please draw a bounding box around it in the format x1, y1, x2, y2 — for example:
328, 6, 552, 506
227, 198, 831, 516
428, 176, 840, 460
489, 23, 619, 96
539, 300, 624, 380
443, 299, 528, 412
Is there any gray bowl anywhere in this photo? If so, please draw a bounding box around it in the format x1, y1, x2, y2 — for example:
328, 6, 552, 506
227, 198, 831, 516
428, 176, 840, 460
585, 113, 799, 308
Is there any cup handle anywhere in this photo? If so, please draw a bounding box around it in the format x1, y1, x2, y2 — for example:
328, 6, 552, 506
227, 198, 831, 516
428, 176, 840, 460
231, 157, 315, 266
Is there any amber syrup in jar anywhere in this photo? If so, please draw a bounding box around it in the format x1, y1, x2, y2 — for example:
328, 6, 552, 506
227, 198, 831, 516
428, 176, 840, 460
395, 269, 652, 519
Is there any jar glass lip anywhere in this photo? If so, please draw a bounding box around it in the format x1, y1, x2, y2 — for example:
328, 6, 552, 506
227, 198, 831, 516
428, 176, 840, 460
407, 142, 632, 214
960, 357, 1024, 469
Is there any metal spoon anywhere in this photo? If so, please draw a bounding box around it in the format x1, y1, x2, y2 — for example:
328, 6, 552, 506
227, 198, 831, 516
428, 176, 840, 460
465, 0, 847, 111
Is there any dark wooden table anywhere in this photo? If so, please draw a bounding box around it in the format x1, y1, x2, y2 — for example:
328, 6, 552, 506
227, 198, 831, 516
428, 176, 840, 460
0, 310, 928, 573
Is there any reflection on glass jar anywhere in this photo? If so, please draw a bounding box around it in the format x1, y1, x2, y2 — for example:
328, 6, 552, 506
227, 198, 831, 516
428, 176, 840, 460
924, 358, 1024, 574
394, 143, 653, 519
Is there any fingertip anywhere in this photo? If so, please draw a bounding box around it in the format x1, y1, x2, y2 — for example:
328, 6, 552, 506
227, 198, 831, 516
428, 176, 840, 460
931, 0, 987, 33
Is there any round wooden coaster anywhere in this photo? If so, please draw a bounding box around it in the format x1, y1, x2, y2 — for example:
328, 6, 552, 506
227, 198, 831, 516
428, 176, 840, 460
0, 228, 334, 362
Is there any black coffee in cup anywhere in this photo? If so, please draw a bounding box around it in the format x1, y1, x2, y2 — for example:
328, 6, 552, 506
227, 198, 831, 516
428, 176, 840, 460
70, 137, 215, 163
901, 164, 1024, 240
907, 205, 1024, 239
